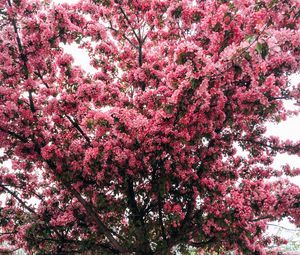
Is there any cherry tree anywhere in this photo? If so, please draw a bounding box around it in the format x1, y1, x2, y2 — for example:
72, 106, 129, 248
0, 0, 300, 254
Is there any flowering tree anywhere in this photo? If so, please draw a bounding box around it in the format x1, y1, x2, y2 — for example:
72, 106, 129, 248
0, 0, 300, 254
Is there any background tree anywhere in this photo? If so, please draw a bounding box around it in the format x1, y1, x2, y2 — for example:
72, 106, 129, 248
0, 0, 300, 254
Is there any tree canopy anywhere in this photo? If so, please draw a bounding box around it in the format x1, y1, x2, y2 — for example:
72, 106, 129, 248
0, 0, 300, 254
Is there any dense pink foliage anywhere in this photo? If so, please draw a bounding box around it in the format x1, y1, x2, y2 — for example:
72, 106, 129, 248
0, 0, 300, 254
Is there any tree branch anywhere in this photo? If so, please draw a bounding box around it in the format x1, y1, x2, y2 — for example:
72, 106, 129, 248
0, 126, 28, 142
116, 3, 147, 90
34, 70, 50, 88
267, 223, 300, 232
189, 237, 217, 248
7, 0, 36, 113
0, 246, 22, 254
125, 175, 152, 253
158, 190, 167, 245
0, 124, 126, 253
118, 6, 140, 43
1, 184, 37, 215
34, 71, 91, 145
65, 115, 91, 145
107, 21, 138, 49
61, 181, 127, 253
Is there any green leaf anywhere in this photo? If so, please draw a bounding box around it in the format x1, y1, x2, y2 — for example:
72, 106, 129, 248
13, 0, 21, 6
256, 42, 269, 59
192, 11, 202, 22
191, 78, 202, 90
172, 6, 183, 19
233, 64, 242, 75
212, 22, 222, 32
244, 51, 252, 62
164, 104, 174, 114
246, 34, 255, 43
229, 2, 236, 10
176, 51, 195, 65
258, 73, 266, 84
269, 0, 278, 8
254, 1, 266, 11
86, 119, 94, 129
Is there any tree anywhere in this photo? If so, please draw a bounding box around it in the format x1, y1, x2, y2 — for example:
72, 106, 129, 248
0, 0, 299, 254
